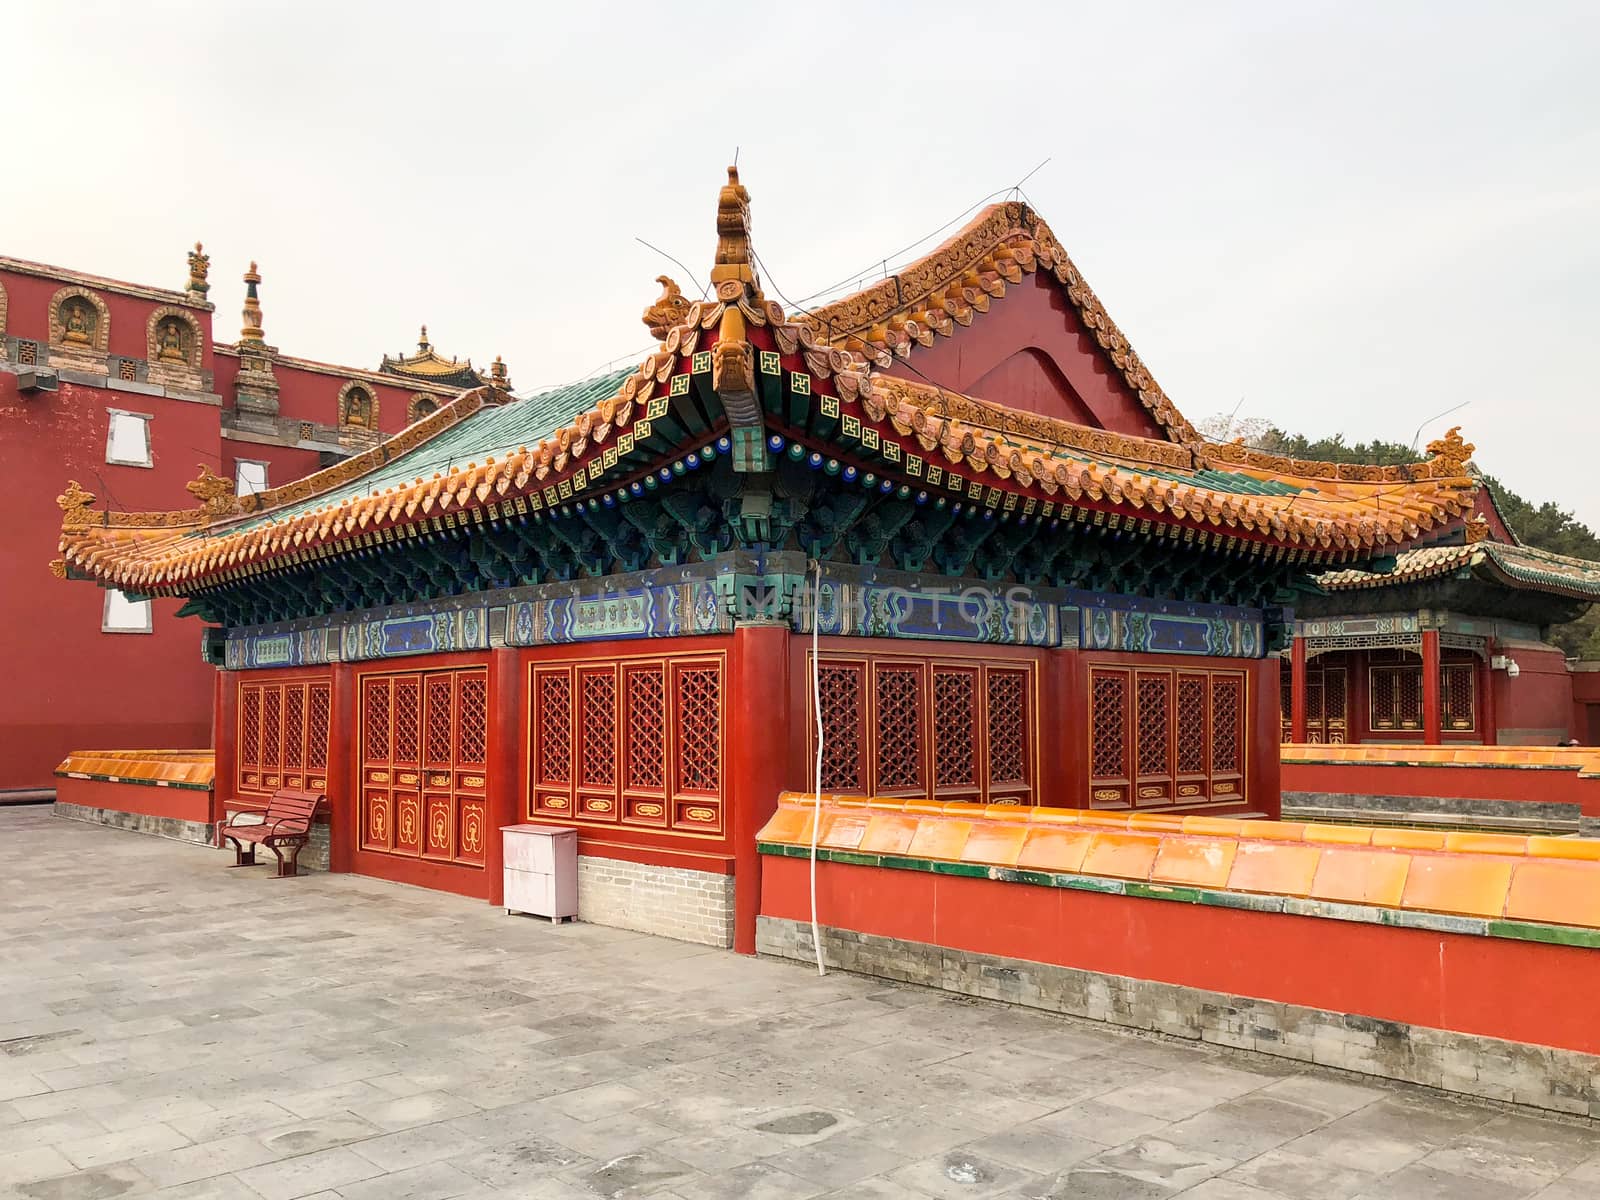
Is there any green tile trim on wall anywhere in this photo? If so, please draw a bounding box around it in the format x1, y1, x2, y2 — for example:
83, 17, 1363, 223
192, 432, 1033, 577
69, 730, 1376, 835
53, 771, 212, 792
755, 842, 1600, 952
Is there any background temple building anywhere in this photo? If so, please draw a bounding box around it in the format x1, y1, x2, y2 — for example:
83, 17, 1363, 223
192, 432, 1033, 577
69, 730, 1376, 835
1285, 487, 1600, 746
53, 169, 1487, 950
0, 249, 498, 793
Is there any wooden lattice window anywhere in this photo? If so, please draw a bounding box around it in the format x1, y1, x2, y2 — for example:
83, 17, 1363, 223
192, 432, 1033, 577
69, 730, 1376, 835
873, 665, 926, 794
358, 667, 489, 868
237, 676, 333, 795
1371, 665, 1423, 731
817, 662, 866, 792
1443, 663, 1476, 732
529, 655, 726, 834
808, 654, 1034, 805
1091, 666, 1245, 808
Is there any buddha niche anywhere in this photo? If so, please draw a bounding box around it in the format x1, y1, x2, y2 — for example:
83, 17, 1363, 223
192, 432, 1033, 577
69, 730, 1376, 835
157, 319, 187, 363
61, 298, 95, 346
345, 388, 373, 428
413, 398, 436, 419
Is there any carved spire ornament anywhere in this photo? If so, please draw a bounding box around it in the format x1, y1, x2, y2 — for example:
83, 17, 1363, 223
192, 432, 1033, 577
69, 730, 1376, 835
240, 262, 265, 344
186, 242, 210, 297
490, 355, 511, 390
642, 276, 690, 341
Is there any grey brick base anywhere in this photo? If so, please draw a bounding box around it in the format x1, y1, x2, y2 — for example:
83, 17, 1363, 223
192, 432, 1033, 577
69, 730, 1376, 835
757, 915, 1600, 1118
578, 855, 734, 947
53, 802, 331, 871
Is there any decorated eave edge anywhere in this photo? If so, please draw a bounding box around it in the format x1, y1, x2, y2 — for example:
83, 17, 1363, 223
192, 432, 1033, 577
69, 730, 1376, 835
1319, 541, 1600, 602
54, 173, 1476, 595
56, 308, 1474, 596
796, 201, 1475, 488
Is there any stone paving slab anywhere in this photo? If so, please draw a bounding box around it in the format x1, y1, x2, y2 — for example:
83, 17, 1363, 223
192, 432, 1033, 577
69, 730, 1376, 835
3, 806, 1599, 1199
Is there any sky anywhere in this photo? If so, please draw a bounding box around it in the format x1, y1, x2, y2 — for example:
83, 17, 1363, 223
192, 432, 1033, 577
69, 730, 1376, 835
10, 1, 1598, 523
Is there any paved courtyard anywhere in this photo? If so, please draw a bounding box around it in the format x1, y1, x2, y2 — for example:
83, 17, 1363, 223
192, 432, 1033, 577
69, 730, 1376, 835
3, 807, 1599, 1200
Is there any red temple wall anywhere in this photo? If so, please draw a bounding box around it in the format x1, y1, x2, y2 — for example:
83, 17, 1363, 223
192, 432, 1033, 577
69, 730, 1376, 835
0, 269, 215, 369
760, 854, 1600, 1056
220, 442, 328, 492
881, 272, 1167, 440
53, 775, 212, 824
0, 374, 213, 791
262, 360, 436, 437
1492, 646, 1574, 743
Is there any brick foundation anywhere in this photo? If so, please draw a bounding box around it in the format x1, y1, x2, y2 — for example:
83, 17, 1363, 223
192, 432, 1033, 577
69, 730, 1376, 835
577, 855, 734, 947
757, 915, 1600, 1117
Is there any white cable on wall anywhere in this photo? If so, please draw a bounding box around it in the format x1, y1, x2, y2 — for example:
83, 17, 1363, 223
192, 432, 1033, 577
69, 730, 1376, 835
809, 558, 827, 977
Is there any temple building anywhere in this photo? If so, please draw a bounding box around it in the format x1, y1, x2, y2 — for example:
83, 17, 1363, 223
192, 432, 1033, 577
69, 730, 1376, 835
1, 248, 495, 793
53, 168, 1478, 949
1284, 488, 1600, 746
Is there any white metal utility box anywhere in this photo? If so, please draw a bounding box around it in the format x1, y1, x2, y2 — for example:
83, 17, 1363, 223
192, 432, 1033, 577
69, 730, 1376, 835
501, 824, 579, 922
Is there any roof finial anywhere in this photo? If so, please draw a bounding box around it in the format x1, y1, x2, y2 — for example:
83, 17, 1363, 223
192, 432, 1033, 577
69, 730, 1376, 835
490, 355, 511, 390
418, 324, 430, 352
240, 262, 264, 345
710, 165, 759, 294
186, 242, 210, 297
642, 276, 690, 341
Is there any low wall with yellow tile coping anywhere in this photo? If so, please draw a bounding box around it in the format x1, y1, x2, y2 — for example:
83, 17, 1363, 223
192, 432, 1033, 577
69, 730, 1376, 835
54, 749, 215, 790
756, 793, 1600, 934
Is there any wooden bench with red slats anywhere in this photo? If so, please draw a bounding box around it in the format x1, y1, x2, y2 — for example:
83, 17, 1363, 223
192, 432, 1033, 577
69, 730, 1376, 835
218, 788, 323, 878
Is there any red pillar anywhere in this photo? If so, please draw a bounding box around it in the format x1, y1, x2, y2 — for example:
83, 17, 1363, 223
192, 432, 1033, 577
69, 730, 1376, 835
1422, 629, 1443, 745
486, 647, 522, 908
1051, 647, 1086, 809
328, 662, 357, 873
210, 669, 236, 836
730, 621, 790, 954
1480, 641, 1498, 746
1254, 657, 1283, 820
1289, 636, 1308, 744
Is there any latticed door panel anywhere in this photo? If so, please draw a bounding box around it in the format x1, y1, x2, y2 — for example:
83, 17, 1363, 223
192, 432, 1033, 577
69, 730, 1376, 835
1323, 668, 1347, 743
1371, 665, 1422, 731
1279, 667, 1292, 743
239, 685, 263, 791
931, 667, 980, 801
1134, 671, 1173, 806
1089, 668, 1130, 807
1209, 674, 1244, 802
259, 687, 282, 789
360, 675, 394, 852
238, 677, 333, 796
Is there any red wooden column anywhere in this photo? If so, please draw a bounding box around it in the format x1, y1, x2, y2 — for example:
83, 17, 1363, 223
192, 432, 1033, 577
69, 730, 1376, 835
1480, 641, 1498, 746
328, 662, 357, 873
1253, 656, 1284, 820
1289, 636, 1308, 744
210, 669, 236, 836
730, 621, 790, 954
1054, 646, 1088, 809
486, 647, 522, 908
1422, 629, 1443, 745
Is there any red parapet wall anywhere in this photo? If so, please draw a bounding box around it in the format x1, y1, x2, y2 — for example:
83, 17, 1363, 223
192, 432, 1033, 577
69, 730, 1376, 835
761, 853, 1600, 1057
1281, 745, 1600, 818
53, 750, 215, 826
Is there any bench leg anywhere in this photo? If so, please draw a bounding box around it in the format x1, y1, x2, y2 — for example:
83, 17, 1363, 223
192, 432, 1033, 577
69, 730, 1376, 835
268, 839, 306, 879
223, 835, 257, 868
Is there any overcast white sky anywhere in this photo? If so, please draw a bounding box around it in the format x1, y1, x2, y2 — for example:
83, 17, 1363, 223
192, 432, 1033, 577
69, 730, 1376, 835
11, 2, 1597, 522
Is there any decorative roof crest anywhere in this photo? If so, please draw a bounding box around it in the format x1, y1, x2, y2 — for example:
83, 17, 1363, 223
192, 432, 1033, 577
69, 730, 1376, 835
642, 276, 690, 341
185, 464, 240, 524
186, 242, 210, 297
1425, 426, 1474, 475
710, 166, 758, 295
57, 480, 97, 526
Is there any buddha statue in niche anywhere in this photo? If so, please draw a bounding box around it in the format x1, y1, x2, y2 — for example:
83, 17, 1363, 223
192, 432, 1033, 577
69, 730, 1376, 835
156, 318, 188, 363
61, 298, 95, 346
344, 388, 373, 428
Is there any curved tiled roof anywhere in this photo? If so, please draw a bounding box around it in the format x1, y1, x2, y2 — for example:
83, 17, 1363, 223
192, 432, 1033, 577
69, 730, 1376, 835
1318, 540, 1600, 602
53, 170, 1478, 596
